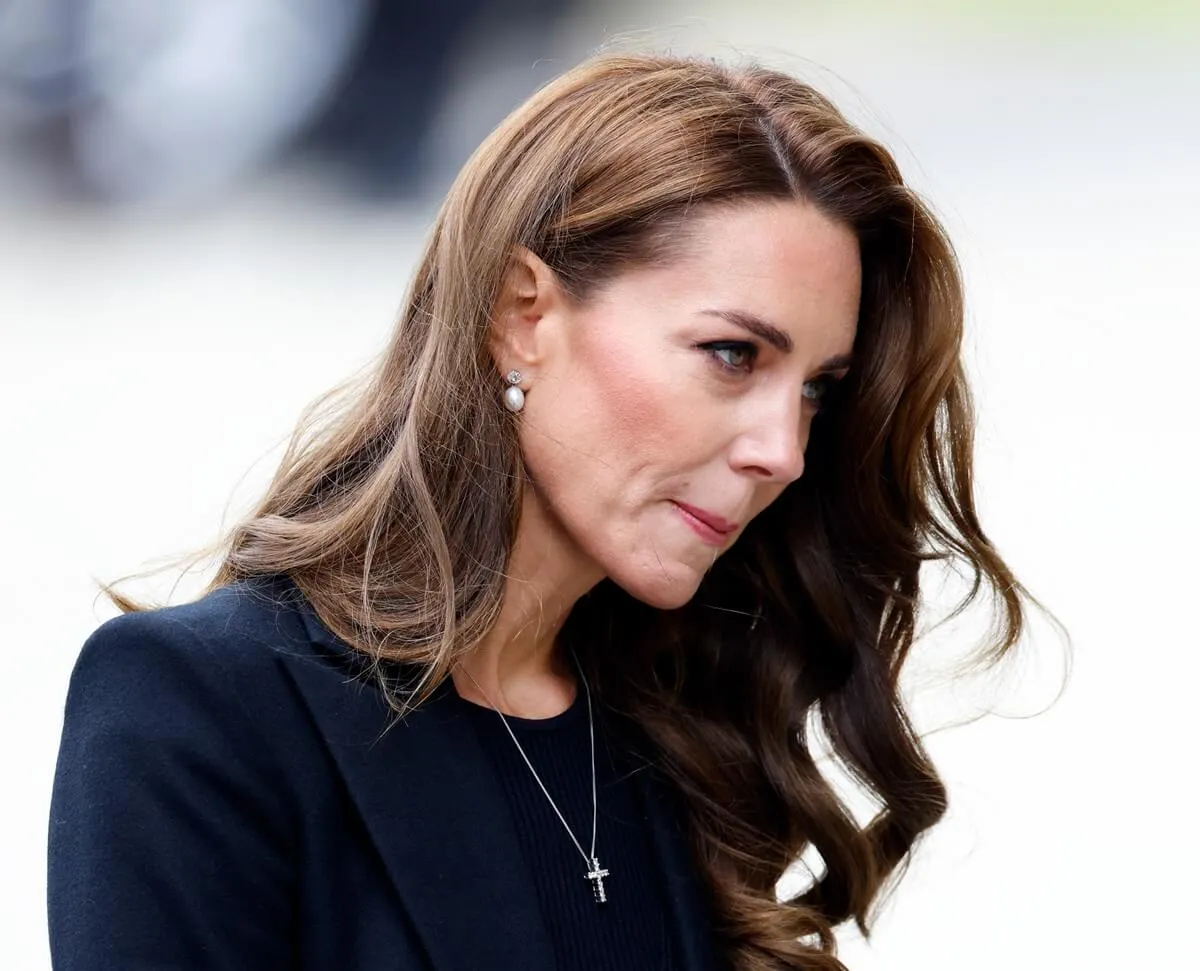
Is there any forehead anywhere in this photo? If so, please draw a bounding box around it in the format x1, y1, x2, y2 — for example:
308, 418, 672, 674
628, 199, 862, 350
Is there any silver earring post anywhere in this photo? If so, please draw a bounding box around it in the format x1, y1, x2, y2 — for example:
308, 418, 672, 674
503, 369, 525, 412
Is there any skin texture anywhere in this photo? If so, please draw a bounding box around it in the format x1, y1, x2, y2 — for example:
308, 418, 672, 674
452, 199, 861, 717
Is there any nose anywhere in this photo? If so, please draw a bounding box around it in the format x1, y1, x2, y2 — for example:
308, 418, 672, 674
728, 398, 809, 483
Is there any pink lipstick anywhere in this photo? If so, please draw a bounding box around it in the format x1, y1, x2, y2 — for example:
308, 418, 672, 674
672, 501, 738, 546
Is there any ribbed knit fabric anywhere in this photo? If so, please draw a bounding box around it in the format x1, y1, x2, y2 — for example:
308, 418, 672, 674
456, 683, 680, 971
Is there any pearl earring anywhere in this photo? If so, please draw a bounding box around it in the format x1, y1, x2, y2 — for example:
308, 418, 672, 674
503, 369, 525, 412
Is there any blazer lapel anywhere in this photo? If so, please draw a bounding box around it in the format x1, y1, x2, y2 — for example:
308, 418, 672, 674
257, 572, 729, 971
269, 578, 557, 971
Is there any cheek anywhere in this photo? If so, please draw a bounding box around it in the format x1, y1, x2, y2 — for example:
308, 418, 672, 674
570, 328, 689, 471
524, 320, 705, 531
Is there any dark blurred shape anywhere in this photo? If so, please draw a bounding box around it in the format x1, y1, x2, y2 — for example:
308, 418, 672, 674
291, 0, 583, 199
0, 0, 580, 208
293, 0, 489, 198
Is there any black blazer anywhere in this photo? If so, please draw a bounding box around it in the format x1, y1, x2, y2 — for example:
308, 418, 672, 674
48, 574, 729, 971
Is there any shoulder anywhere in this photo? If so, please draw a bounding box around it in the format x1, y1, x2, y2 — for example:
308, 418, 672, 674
65, 574, 330, 738
55, 575, 345, 840
83, 573, 311, 655
49, 579, 318, 963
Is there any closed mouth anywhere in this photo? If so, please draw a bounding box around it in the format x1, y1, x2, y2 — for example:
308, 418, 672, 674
673, 501, 737, 534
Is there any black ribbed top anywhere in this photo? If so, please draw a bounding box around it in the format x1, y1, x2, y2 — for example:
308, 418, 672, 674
455, 682, 679, 971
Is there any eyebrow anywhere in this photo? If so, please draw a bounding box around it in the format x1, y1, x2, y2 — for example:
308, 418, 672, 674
698, 309, 854, 371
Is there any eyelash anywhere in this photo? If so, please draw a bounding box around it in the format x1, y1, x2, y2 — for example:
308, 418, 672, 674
697, 340, 840, 407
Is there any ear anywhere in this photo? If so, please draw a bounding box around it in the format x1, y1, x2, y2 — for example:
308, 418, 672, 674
488, 246, 565, 378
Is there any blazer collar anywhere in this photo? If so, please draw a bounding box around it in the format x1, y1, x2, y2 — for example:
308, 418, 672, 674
260, 573, 727, 971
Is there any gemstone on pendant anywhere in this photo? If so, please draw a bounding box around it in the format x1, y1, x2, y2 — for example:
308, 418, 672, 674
585, 857, 610, 903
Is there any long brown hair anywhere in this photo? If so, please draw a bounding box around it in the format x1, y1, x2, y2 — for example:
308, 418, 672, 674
105, 54, 1049, 970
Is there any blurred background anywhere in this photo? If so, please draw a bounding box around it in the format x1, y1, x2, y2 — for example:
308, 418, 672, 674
3, 1, 1198, 968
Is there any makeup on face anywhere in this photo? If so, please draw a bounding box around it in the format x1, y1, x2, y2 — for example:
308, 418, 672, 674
511, 198, 861, 609
670, 500, 738, 547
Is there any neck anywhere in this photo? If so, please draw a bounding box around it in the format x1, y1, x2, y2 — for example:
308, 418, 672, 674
452, 488, 604, 718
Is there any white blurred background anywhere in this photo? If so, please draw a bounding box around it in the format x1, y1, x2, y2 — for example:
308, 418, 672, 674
3, 1, 1198, 968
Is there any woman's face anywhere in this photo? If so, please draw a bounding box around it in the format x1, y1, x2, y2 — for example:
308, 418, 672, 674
511, 198, 861, 609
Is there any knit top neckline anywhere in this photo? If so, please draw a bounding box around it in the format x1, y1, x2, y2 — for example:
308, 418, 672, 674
451, 679, 587, 733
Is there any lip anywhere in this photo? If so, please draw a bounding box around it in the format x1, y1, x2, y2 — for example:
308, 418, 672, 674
672, 501, 739, 545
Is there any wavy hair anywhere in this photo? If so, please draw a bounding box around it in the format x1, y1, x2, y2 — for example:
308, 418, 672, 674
105, 54, 1046, 970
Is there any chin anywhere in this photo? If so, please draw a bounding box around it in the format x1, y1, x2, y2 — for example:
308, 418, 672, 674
607, 560, 706, 611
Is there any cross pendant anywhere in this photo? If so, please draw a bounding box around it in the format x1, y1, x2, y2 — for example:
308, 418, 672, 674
585, 856, 610, 903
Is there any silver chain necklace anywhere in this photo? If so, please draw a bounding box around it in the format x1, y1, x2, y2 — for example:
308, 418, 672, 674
457, 652, 610, 904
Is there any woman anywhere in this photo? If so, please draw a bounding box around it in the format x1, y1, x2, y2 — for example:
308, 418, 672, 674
48, 53, 1038, 970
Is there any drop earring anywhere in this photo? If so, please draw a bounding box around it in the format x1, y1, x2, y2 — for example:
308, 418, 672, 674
503, 369, 525, 413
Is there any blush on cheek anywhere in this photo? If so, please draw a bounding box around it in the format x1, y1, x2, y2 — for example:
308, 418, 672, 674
577, 338, 682, 457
